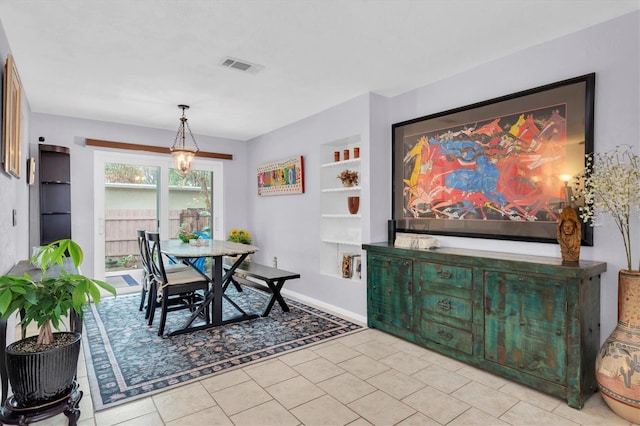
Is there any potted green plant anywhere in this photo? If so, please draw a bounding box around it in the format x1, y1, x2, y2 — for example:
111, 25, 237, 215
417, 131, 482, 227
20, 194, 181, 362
0, 239, 116, 406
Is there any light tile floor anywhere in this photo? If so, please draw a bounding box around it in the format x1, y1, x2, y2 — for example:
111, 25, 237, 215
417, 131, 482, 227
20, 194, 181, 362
30, 327, 632, 426
25, 275, 634, 425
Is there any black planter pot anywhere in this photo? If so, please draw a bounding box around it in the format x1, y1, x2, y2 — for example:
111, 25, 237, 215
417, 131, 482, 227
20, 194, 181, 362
5, 332, 81, 406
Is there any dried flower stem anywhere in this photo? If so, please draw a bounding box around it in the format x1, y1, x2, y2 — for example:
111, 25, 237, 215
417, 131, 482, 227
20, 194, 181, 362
578, 145, 640, 271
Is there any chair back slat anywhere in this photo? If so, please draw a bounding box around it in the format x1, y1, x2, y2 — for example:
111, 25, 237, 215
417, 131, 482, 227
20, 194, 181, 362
137, 229, 153, 314
137, 229, 152, 278
146, 232, 169, 286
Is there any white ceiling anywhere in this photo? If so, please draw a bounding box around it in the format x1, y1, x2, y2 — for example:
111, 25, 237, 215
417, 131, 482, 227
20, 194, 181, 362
0, 0, 638, 142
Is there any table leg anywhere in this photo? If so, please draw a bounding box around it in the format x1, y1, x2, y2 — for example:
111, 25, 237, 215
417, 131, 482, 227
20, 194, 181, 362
168, 253, 258, 336
262, 279, 290, 316
211, 256, 223, 325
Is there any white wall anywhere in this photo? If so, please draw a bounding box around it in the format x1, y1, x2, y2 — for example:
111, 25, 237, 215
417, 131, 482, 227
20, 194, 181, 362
246, 94, 371, 318
0, 23, 31, 275
28, 113, 249, 278
246, 11, 640, 338
3, 10, 638, 342
0, 18, 32, 346
387, 11, 639, 339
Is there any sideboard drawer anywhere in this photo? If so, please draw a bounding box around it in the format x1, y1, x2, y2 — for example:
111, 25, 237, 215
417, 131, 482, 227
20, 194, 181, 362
420, 291, 472, 330
487, 270, 563, 288
418, 262, 472, 297
422, 319, 473, 354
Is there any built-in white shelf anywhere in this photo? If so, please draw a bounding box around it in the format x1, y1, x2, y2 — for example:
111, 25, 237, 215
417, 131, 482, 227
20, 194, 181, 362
321, 158, 361, 168
321, 186, 361, 193
320, 136, 363, 280
321, 214, 361, 219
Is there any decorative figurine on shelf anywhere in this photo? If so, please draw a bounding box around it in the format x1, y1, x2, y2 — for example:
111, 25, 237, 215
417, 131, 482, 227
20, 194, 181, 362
557, 206, 581, 264
342, 254, 351, 278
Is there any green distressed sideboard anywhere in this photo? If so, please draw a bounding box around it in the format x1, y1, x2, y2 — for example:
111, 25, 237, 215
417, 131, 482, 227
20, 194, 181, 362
362, 242, 607, 409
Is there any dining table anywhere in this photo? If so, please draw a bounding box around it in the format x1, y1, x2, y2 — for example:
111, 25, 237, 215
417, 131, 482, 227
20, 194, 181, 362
160, 238, 259, 336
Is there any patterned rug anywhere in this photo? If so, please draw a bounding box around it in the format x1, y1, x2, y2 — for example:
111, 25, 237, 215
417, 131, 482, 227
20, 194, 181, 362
82, 288, 363, 411
105, 273, 140, 288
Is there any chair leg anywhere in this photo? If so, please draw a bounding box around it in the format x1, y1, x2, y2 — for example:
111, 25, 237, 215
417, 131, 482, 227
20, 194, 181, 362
145, 278, 155, 320
158, 290, 169, 336
139, 280, 147, 312
147, 282, 157, 325
205, 294, 210, 324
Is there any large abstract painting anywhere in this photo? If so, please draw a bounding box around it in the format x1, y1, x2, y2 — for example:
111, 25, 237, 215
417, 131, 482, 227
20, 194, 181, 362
392, 74, 595, 244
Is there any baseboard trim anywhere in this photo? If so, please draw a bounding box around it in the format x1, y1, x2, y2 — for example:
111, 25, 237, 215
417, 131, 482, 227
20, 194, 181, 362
280, 288, 368, 326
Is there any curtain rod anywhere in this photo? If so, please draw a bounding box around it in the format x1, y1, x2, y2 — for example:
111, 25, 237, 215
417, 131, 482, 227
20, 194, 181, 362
85, 138, 233, 160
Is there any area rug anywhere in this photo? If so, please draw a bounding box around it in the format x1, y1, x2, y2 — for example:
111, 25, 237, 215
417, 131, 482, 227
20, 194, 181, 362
105, 273, 140, 288
82, 288, 363, 411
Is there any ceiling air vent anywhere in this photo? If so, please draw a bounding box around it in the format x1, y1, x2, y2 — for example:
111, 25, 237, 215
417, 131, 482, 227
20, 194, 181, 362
220, 57, 264, 74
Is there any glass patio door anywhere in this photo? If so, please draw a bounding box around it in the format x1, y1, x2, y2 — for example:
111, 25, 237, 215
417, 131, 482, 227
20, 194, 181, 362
94, 151, 223, 280
103, 163, 160, 274
168, 168, 214, 240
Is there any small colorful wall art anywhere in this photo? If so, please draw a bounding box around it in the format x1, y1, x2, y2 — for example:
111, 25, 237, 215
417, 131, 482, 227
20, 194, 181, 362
257, 156, 305, 196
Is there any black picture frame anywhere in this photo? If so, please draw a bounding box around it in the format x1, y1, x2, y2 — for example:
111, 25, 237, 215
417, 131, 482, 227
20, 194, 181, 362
392, 73, 595, 245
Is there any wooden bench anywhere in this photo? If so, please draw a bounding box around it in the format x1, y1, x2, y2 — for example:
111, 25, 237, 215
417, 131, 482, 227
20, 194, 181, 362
223, 262, 300, 317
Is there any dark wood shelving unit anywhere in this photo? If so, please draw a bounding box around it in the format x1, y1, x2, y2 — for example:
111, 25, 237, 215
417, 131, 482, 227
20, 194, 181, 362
39, 144, 71, 245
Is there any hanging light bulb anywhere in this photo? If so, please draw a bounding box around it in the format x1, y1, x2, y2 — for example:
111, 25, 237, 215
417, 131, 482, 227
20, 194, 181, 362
170, 104, 200, 176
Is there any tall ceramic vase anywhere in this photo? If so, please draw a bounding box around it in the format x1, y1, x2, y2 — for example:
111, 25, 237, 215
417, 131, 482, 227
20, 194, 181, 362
596, 270, 640, 423
347, 196, 360, 214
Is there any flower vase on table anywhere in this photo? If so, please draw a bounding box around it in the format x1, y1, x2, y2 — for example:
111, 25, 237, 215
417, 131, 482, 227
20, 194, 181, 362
226, 229, 252, 278
178, 224, 198, 243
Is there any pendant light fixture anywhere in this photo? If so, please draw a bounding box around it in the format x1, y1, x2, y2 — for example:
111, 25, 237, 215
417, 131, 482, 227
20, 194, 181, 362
170, 104, 200, 176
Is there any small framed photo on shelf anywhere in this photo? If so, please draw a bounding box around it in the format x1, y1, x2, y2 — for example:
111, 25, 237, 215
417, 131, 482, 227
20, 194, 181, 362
341, 253, 361, 279
352, 255, 361, 280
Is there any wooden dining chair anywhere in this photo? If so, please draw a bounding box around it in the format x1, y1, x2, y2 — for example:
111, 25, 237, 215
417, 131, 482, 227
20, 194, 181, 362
136, 229, 190, 320
137, 229, 153, 313
146, 232, 210, 336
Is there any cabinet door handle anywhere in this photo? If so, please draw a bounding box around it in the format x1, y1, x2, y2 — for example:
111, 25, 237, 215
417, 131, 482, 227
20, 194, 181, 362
485, 296, 491, 314
437, 299, 451, 311
437, 269, 452, 279
407, 280, 413, 295
437, 329, 453, 341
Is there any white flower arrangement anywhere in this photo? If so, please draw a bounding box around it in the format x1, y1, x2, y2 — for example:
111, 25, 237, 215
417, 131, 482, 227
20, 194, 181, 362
577, 145, 640, 271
